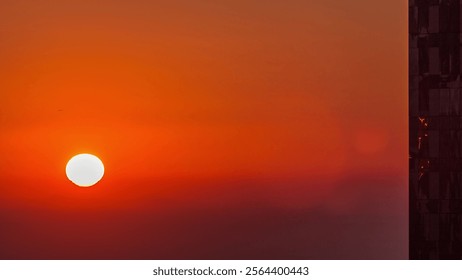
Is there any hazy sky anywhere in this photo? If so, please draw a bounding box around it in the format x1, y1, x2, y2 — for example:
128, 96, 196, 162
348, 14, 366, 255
0, 0, 407, 259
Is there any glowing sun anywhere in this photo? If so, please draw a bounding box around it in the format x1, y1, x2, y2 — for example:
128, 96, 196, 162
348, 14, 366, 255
66, 154, 105, 187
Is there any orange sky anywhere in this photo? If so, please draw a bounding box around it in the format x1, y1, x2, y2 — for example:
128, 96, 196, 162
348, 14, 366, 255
0, 0, 407, 259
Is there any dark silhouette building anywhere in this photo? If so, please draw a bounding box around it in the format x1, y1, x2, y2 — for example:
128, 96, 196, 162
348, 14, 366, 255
410, 0, 462, 259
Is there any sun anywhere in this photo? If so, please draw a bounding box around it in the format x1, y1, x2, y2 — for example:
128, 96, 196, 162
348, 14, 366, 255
66, 153, 105, 187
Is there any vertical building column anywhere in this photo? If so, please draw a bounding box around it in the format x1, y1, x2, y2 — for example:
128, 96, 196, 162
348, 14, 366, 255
410, 0, 462, 260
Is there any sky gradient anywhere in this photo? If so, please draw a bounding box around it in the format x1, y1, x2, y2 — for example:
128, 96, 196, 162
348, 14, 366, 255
0, 0, 407, 259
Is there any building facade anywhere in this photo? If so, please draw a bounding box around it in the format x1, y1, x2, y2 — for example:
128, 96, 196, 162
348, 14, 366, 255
410, 0, 462, 259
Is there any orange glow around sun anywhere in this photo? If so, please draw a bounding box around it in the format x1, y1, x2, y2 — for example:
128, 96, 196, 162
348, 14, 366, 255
0, 0, 407, 259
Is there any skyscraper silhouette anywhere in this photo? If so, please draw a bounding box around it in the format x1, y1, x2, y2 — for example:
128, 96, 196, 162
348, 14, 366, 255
410, 0, 462, 259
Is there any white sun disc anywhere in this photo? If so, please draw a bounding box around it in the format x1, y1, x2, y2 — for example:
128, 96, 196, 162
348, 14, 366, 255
66, 153, 104, 187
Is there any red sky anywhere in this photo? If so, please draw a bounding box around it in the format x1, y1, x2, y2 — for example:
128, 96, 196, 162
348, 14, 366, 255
0, 0, 407, 259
